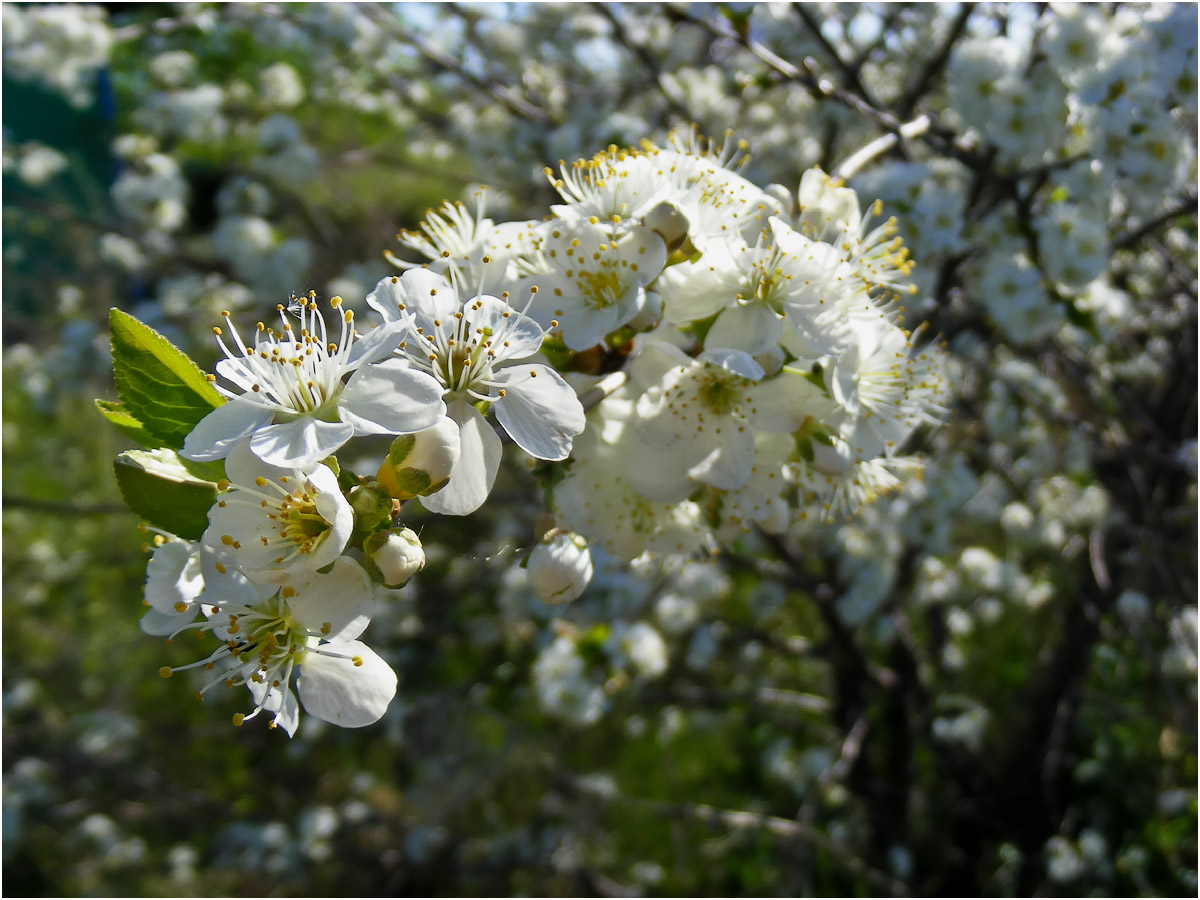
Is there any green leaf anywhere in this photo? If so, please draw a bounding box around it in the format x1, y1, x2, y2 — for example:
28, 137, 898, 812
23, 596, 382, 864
113, 448, 224, 541
109, 308, 224, 450
94, 399, 157, 447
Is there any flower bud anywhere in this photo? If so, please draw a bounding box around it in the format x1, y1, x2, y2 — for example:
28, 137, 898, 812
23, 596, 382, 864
376, 417, 461, 501
628, 289, 663, 332
528, 532, 593, 605
642, 200, 690, 252
347, 483, 393, 532
363, 527, 425, 588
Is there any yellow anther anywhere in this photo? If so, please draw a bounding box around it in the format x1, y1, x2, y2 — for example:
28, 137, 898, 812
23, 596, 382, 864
159, 666, 173, 679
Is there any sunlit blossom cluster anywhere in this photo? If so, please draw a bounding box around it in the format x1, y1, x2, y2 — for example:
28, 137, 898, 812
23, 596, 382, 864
138, 131, 946, 734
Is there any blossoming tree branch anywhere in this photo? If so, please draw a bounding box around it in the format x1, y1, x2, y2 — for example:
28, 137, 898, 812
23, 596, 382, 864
102, 132, 949, 734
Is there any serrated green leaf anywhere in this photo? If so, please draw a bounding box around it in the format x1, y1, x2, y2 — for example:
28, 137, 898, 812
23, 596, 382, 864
95, 399, 157, 447
113, 448, 223, 541
109, 308, 224, 450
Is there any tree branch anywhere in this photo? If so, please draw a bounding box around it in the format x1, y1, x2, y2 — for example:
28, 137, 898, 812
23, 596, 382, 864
360, 3, 548, 124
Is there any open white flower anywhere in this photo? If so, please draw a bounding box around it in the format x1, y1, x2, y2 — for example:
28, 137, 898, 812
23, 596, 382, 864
367, 270, 585, 515
160, 556, 396, 736
182, 294, 445, 470
388, 191, 542, 297
520, 219, 667, 350
824, 319, 949, 460
202, 441, 353, 584
555, 399, 708, 561
632, 342, 804, 491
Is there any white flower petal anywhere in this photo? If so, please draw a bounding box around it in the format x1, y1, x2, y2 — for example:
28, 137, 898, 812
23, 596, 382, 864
346, 318, 409, 367
418, 400, 501, 516
366, 270, 454, 323
144, 540, 203, 615
304, 465, 355, 566
248, 680, 300, 737
181, 400, 272, 462
139, 606, 195, 637
697, 347, 765, 381
221, 438, 292, 487
249, 418, 355, 469
704, 305, 783, 357
492, 364, 585, 460
339, 359, 445, 435
286, 558, 375, 642
687, 428, 756, 490
198, 542, 271, 608
297, 641, 397, 728
747, 374, 832, 434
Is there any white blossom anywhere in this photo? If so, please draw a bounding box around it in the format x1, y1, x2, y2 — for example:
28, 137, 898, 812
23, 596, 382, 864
182, 294, 445, 469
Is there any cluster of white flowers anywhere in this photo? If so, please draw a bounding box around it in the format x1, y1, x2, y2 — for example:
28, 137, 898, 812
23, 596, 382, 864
2, 3, 112, 108
136, 129, 946, 735
531, 619, 670, 725
387, 134, 947, 563
144, 248, 589, 732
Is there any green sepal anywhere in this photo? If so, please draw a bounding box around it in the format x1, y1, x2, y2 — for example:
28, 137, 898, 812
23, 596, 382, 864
109, 308, 224, 450
386, 434, 417, 466
113, 448, 225, 541
811, 428, 835, 447
794, 435, 815, 463
392, 467, 433, 497
664, 240, 701, 268
424, 476, 450, 496
348, 483, 393, 533
95, 399, 157, 447
801, 365, 826, 391
684, 310, 721, 346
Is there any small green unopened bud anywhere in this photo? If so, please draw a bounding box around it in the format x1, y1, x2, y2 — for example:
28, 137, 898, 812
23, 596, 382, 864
377, 418, 461, 501
528, 532, 592, 605
364, 527, 425, 588
348, 483, 393, 532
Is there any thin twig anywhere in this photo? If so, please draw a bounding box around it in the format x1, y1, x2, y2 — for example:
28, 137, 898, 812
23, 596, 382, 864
834, 115, 932, 180
595, 4, 692, 121
579, 370, 629, 412
897, 4, 973, 118
360, 3, 548, 124
1112, 193, 1198, 250
793, 5, 875, 107
666, 7, 982, 168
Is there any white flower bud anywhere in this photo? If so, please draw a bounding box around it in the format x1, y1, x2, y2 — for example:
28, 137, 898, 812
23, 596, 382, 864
528, 532, 593, 605
628, 289, 663, 332
377, 416, 461, 501
364, 527, 425, 588
642, 200, 690, 251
